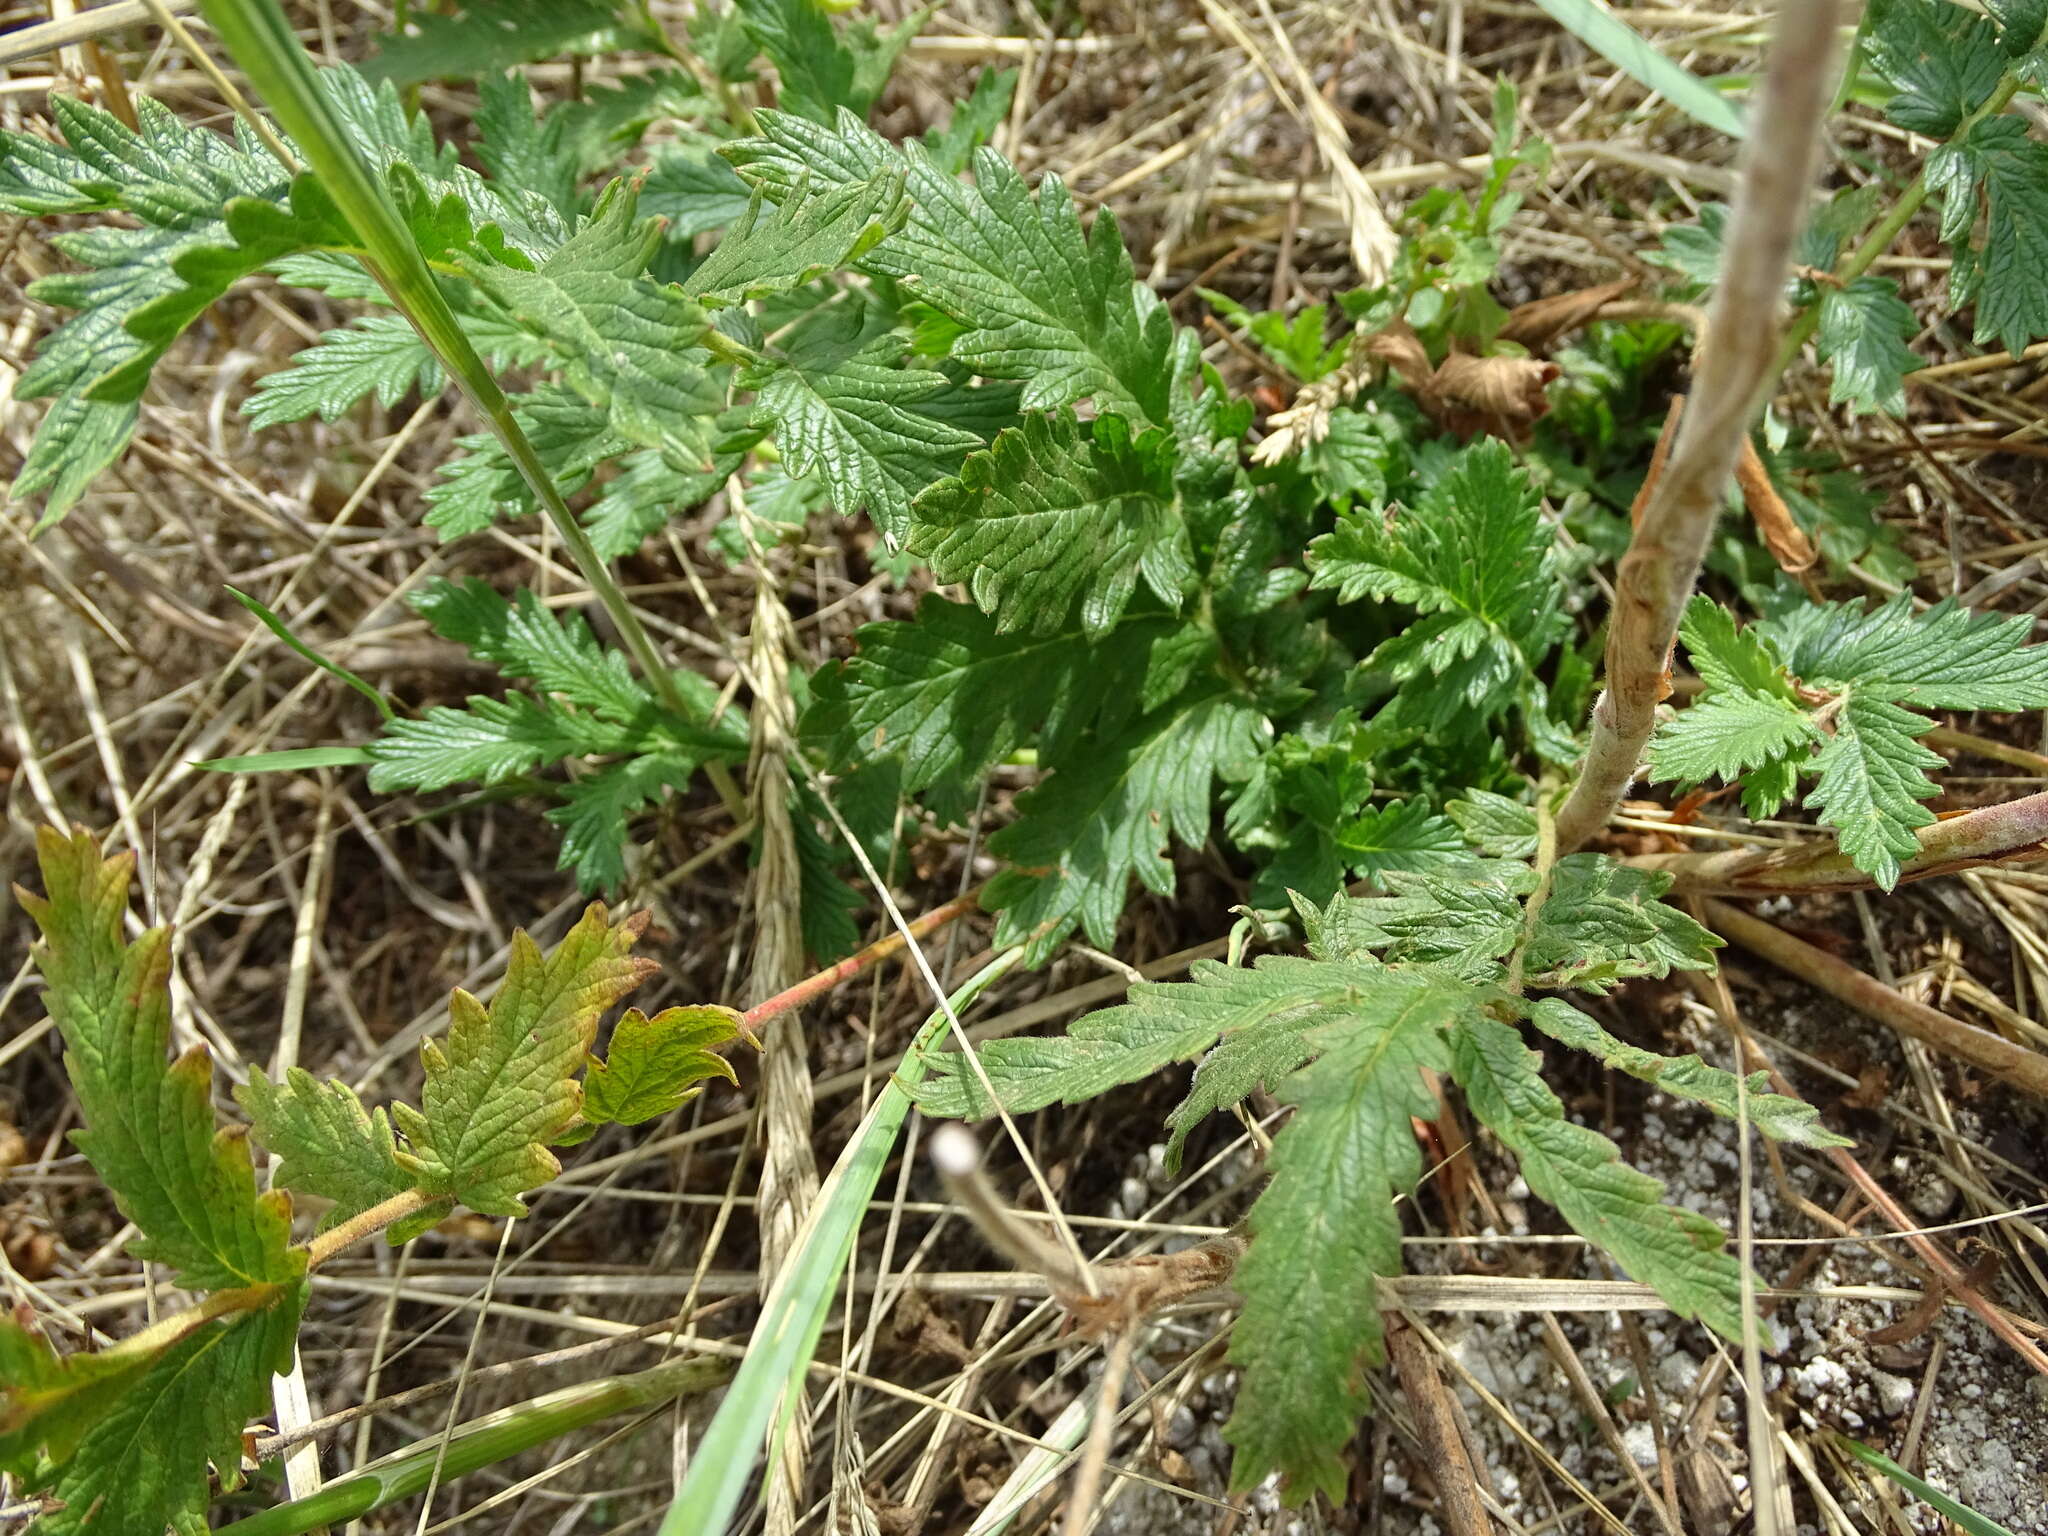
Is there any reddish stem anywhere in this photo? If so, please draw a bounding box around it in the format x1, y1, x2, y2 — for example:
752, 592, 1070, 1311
742, 890, 982, 1030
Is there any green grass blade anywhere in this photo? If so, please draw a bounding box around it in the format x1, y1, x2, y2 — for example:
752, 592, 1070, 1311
195, 0, 727, 745
214, 1356, 728, 1536
1528, 0, 1746, 137
1834, 1434, 2020, 1536
658, 948, 1026, 1536
226, 586, 395, 721
196, 747, 377, 773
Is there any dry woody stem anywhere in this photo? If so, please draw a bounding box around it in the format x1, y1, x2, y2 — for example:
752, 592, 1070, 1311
1631, 789, 2048, 895
1553, 0, 1844, 854
1704, 899, 2048, 1099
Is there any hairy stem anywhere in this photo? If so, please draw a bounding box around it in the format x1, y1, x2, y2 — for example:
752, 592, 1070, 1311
1629, 788, 2048, 895
1553, 0, 1843, 854
195, 0, 741, 816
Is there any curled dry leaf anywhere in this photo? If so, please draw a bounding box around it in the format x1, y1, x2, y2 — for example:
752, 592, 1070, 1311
1735, 435, 1817, 573
1430, 353, 1561, 428
1497, 276, 1639, 349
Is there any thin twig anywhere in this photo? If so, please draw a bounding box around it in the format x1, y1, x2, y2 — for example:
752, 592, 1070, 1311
1553, 0, 1844, 854
1704, 899, 2048, 1098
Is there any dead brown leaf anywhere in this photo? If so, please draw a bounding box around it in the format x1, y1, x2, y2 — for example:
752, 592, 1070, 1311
1736, 436, 1817, 573
1498, 277, 1639, 349
1429, 352, 1560, 425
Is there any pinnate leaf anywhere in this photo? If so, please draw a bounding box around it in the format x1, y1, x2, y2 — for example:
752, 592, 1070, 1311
747, 332, 981, 542
367, 693, 628, 792
723, 110, 1177, 424
16, 827, 303, 1291
1223, 968, 1474, 1502
1763, 595, 2048, 708
683, 169, 908, 307
1525, 999, 1846, 1147
909, 410, 1189, 638
237, 1067, 417, 1228
982, 696, 1265, 956
1807, 694, 1947, 889
245, 314, 445, 427
391, 904, 657, 1216
1452, 1012, 1750, 1341
1815, 276, 1922, 416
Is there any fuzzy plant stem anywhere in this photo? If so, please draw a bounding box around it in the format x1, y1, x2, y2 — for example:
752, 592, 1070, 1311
193, 0, 740, 812
1551, 0, 1844, 855
1629, 788, 2048, 895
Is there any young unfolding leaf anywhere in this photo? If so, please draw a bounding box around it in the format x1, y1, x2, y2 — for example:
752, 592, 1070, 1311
1519, 857, 1722, 992
15, 827, 303, 1293
683, 170, 908, 307
909, 410, 1189, 637
723, 111, 1178, 424
560, 1005, 744, 1143
237, 1067, 419, 1229
1307, 439, 1568, 731
391, 904, 658, 1216
5, 1298, 305, 1536
1452, 1013, 1751, 1342
1223, 970, 1474, 1503
1524, 998, 1847, 1147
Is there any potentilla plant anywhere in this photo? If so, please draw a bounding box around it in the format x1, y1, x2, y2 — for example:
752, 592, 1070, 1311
6, 0, 2048, 1526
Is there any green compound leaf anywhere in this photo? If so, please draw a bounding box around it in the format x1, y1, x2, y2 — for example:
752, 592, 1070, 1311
237, 1067, 415, 1228
363, 0, 659, 85
367, 693, 630, 792
981, 696, 1267, 957
1807, 693, 1947, 889
8, 1293, 306, 1536
413, 578, 649, 725
908, 410, 1189, 638
1815, 275, 1923, 416
1763, 594, 2048, 709
1223, 969, 1474, 1504
567, 1005, 743, 1140
1307, 438, 1568, 728
1519, 856, 1722, 993
461, 181, 721, 455
1650, 688, 1818, 788
391, 904, 657, 1216
545, 751, 700, 892
15, 827, 304, 1292
1935, 115, 2048, 358
683, 169, 909, 307
723, 110, 1177, 425
1452, 1012, 1751, 1343
746, 332, 982, 543
1863, 0, 2005, 137
736, 0, 925, 123
1525, 998, 1848, 1148
244, 314, 445, 427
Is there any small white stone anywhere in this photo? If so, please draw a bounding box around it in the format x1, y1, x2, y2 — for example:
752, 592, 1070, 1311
1871, 1372, 1915, 1417
1623, 1422, 1660, 1468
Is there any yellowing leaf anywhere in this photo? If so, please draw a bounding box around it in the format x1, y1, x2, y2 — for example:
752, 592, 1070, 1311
566, 1005, 743, 1141
392, 903, 658, 1216
16, 826, 303, 1292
